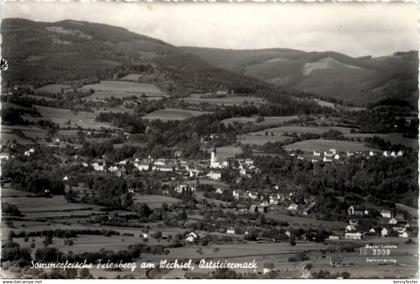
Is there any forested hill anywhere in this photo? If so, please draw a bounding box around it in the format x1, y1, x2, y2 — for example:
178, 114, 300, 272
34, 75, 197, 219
1, 18, 290, 99
181, 47, 419, 106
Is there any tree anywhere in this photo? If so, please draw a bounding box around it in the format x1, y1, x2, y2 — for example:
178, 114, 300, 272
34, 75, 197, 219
289, 236, 296, 246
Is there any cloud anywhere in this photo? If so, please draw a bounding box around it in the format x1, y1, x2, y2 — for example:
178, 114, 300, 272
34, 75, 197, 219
3, 2, 418, 57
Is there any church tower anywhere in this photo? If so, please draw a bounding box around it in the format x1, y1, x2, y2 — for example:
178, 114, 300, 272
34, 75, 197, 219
210, 148, 218, 168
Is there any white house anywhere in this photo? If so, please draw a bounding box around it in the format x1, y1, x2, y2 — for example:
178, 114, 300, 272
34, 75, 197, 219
344, 232, 362, 240
207, 171, 221, 180
232, 190, 240, 200
397, 150, 403, 157
260, 201, 269, 207
369, 151, 376, 157
226, 228, 235, 235
92, 162, 105, 171
24, 148, 35, 156
399, 231, 408, 238
389, 218, 398, 225
334, 154, 340, 160
323, 157, 333, 163
369, 228, 376, 233
288, 203, 298, 211
383, 151, 390, 157
215, 188, 223, 194
185, 232, 198, 243
175, 184, 189, 193
248, 192, 258, 200
346, 225, 356, 232
313, 151, 321, 157
381, 228, 388, 237
380, 210, 393, 219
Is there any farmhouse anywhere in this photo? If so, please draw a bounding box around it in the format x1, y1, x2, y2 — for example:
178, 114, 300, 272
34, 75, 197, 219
185, 232, 198, 243
328, 235, 340, 240
232, 190, 240, 200
92, 161, 105, 171
381, 228, 388, 237
380, 210, 393, 219
344, 232, 362, 240
347, 205, 368, 216
226, 228, 235, 235
207, 171, 221, 180
288, 203, 298, 211
389, 218, 398, 225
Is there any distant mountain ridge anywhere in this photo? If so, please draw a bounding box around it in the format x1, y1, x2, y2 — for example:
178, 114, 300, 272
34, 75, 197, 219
2, 18, 287, 97
2, 18, 417, 106
181, 47, 419, 106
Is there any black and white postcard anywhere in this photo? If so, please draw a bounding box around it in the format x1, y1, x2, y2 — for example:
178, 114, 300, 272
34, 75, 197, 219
0, 1, 418, 281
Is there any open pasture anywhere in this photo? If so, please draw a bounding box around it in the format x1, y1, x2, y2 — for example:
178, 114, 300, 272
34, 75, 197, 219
183, 93, 265, 106
143, 108, 211, 121
345, 132, 418, 148
2, 195, 103, 214
222, 115, 299, 126
82, 80, 167, 99
212, 146, 242, 160
133, 194, 181, 209
35, 105, 117, 130
35, 84, 71, 94
284, 139, 375, 152
1, 125, 47, 144
251, 125, 353, 136
238, 134, 291, 146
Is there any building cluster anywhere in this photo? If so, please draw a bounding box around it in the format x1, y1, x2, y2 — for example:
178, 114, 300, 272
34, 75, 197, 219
286, 148, 404, 164
327, 205, 412, 241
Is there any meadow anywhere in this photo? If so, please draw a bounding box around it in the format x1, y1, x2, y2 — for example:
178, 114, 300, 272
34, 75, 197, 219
82, 80, 167, 100
35, 105, 117, 130
133, 194, 181, 209
238, 134, 291, 146
34, 84, 71, 94
222, 115, 299, 126
143, 108, 211, 121
284, 139, 375, 152
183, 93, 265, 106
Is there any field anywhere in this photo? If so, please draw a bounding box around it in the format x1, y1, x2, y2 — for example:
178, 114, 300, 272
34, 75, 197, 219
81, 80, 167, 100
251, 125, 352, 136
238, 134, 291, 146
35, 84, 71, 94
222, 115, 299, 126
2, 195, 103, 215
133, 194, 181, 209
1, 125, 47, 144
183, 93, 265, 106
284, 139, 375, 152
345, 133, 418, 148
34, 105, 117, 130
143, 108, 211, 121
266, 212, 346, 230
212, 146, 242, 160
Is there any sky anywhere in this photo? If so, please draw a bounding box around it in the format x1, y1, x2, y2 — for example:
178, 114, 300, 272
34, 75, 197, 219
2, 2, 418, 57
